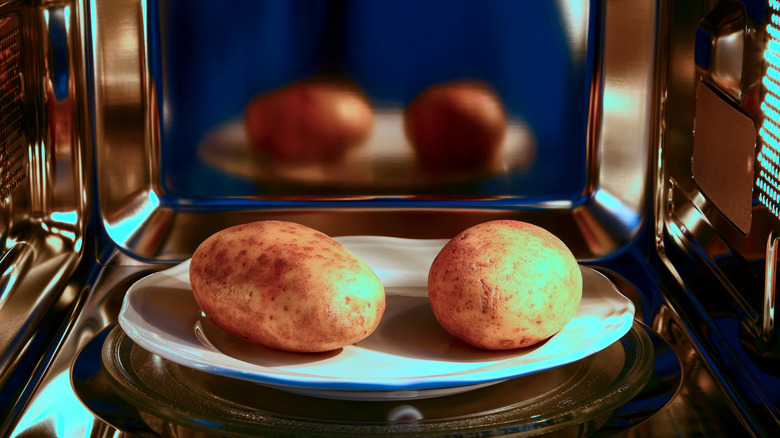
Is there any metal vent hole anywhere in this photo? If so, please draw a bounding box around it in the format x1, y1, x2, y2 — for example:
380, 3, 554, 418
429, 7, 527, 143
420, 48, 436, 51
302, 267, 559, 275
0, 14, 26, 199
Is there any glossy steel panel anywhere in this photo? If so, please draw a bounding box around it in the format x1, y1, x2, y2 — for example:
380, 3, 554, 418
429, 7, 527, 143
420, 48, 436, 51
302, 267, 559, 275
655, 0, 780, 434
0, 0, 90, 434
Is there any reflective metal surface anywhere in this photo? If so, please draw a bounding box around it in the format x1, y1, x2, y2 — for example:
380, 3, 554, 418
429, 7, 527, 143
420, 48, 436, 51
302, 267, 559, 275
655, 0, 780, 434
0, 0, 90, 434
0, 12, 26, 199
8, 258, 159, 437
0, 0, 769, 436
90, 0, 656, 263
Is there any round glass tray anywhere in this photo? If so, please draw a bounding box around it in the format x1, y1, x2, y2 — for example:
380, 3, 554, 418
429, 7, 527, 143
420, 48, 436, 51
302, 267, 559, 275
100, 321, 654, 437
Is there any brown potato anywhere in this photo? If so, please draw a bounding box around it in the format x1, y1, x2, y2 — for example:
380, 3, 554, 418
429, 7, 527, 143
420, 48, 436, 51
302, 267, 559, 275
427, 220, 582, 350
244, 79, 374, 163
404, 81, 506, 175
189, 220, 385, 352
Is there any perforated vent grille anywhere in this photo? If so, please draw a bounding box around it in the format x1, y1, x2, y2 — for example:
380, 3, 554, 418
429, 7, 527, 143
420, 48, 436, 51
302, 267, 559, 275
759, 3, 780, 218
0, 15, 26, 199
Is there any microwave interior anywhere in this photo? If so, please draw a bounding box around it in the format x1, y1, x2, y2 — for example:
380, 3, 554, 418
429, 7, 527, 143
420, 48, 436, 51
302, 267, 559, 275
5, 0, 780, 436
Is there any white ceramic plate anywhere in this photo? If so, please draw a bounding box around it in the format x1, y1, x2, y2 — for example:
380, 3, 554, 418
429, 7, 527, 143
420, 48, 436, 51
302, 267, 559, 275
118, 236, 635, 401
198, 111, 536, 189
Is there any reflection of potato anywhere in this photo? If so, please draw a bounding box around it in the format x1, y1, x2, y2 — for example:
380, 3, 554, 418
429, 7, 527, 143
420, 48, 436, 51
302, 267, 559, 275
404, 81, 506, 175
428, 220, 582, 350
244, 80, 373, 163
189, 221, 385, 352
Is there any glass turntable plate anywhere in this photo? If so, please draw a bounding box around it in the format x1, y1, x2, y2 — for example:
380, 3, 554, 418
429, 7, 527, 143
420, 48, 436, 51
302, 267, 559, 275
101, 321, 654, 437
118, 236, 635, 400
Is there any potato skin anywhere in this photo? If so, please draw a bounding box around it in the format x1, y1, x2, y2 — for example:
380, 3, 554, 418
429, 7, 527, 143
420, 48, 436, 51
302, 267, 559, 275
189, 221, 385, 352
404, 81, 506, 175
245, 80, 374, 163
428, 220, 582, 350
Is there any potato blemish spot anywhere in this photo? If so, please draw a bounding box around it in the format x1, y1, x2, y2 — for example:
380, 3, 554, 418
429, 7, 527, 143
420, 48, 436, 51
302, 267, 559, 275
427, 220, 582, 350
189, 220, 385, 353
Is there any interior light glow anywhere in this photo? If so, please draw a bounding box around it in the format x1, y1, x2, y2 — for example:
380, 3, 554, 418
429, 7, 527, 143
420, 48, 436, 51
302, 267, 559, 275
763, 75, 779, 94
50, 210, 78, 225
769, 39, 780, 55
764, 103, 780, 122
765, 49, 780, 66
593, 189, 642, 233
764, 118, 780, 138
105, 190, 161, 248
758, 5, 780, 219
10, 371, 91, 437
765, 92, 780, 109
768, 24, 780, 39
553, 0, 588, 63
768, 66, 780, 84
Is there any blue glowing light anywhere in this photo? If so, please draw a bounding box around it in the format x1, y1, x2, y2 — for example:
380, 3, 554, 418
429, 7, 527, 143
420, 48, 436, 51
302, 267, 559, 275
769, 24, 780, 39
759, 11, 780, 219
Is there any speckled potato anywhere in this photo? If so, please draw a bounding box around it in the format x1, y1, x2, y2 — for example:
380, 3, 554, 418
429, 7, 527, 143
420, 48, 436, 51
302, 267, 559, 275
428, 220, 582, 350
189, 221, 385, 352
404, 81, 506, 175
245, 79, 374, 163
